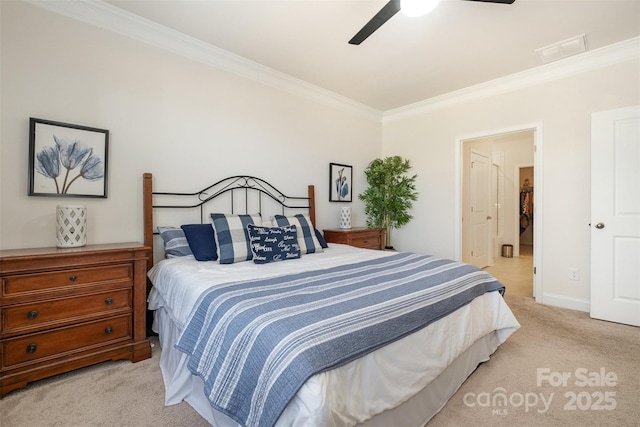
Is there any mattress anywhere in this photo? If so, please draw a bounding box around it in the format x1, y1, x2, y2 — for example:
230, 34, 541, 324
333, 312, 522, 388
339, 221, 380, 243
148, 244, 520, 426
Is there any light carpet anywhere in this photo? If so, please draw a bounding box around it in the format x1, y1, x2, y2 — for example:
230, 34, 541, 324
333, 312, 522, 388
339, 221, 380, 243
1, 295, 638, 426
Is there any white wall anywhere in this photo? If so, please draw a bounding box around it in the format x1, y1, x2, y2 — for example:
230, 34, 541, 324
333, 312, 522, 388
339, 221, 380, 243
3, 2, 639, 313
0, 2, 381, 249
383, 58, 640, 311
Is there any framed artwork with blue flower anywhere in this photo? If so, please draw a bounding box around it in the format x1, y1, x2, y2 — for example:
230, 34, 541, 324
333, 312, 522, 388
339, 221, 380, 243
329, 163, 352, 202
28, 118, 109, 198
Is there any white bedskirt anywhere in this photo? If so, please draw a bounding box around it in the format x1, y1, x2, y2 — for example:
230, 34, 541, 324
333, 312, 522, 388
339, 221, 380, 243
153, 290, 519, 426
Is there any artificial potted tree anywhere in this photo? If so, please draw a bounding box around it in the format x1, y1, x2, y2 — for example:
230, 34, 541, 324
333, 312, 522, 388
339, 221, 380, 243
359, 156, 418, 250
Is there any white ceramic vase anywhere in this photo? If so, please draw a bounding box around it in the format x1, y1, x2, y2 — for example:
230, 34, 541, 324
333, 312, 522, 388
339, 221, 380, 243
56, 205, 87, 247
339, 207, 351, 229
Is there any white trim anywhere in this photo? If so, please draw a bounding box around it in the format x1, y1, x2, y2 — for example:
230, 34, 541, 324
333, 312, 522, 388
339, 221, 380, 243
542, 293, 590, 313
384, 37, 640, 122
454, 137, 462, 261
456, 123, 543, 303
492, 151, 505, 252
25, 0, 382, 122
533, 125, 543, 304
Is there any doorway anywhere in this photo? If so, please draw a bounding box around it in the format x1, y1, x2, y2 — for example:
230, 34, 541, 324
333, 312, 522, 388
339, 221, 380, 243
483, 165, 535, 297
457, 124, 542, 300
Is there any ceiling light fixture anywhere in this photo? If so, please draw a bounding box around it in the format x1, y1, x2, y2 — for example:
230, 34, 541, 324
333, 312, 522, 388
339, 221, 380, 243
401, 0, 442, 17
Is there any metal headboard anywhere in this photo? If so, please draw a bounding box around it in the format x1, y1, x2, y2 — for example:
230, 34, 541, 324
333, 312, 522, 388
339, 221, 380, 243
142, 173, 316, 259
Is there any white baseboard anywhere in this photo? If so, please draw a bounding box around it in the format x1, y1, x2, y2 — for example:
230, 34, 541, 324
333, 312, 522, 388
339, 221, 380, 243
540, 293, 590, 313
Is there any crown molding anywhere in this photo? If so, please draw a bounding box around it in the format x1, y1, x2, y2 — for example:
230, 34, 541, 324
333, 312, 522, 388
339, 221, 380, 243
383, 36, 640, 122
26, 0, 383, 122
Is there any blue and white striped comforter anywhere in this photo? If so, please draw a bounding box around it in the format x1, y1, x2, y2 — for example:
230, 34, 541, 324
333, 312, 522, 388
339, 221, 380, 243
176, 252, 505, 427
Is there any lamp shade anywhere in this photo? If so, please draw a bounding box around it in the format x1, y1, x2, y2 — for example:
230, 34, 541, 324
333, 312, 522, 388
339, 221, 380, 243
339, 207, 352, 229
56, 205, 87, 247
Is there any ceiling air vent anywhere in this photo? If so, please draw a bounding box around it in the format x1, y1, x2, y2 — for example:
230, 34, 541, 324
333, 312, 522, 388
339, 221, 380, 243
535, 34, 587, 64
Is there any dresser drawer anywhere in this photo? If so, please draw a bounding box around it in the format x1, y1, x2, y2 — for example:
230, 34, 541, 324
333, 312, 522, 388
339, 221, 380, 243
2, 289, 132, 333
3, 315, 131, 368
2, 264, 132, 297
0, 243, 151, 398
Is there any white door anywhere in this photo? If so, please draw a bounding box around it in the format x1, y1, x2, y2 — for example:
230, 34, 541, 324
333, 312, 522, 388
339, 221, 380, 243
590, 106, 640, 326
469, 150, 491, 268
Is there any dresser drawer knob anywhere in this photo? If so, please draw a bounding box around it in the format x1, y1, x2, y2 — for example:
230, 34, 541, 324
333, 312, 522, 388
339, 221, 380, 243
27, 310, 39, 320
105, 297, 113, 305
26, 344, 37, 354
69, 275, 78, 282
105, 326, 113, 335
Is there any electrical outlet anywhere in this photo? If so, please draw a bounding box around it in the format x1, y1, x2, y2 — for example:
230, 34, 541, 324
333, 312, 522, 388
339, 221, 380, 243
569, 268, 580, 281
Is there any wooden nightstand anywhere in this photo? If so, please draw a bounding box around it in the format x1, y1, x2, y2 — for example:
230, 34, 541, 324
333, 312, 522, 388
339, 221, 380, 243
323, 228, 385, 250
0, 242, 152, 398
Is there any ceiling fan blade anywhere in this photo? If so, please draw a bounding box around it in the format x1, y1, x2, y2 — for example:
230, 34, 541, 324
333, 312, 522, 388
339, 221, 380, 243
349, 0, 401, 45
349, 0, 515, 45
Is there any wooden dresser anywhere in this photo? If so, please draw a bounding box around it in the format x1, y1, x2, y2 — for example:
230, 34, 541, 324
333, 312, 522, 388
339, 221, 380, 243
323, 228, 385, 250
0, 242, 152, 398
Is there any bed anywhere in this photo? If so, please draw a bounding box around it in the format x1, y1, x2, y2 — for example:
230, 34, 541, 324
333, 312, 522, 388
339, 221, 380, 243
142, 173, 520, 427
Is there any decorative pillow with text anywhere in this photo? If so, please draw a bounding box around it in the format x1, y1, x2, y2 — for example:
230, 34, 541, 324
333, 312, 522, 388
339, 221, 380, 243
248, 224, 301, 264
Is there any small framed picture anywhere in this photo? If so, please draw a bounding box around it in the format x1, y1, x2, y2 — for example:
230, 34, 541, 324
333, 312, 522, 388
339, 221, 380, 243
329, 163, 352, 202
28, 118, 109, 198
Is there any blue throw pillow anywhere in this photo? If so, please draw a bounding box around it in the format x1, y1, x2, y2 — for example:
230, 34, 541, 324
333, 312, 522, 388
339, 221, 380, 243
248, 224, 301, 264
314, 228, 328, 249
181, 224, 217, 261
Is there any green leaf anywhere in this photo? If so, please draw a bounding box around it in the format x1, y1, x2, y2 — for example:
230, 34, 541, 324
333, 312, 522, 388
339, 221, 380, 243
358, 156, 418, 247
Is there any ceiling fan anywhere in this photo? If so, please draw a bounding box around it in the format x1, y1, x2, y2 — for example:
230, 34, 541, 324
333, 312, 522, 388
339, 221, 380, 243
349, 0, 516, 45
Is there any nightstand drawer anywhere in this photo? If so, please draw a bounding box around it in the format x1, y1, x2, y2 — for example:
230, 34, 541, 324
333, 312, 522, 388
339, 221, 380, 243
323, 228, 385, 250
3, 315, 131, 368
2, 264, 132, 297
2, 289, 132, 333
349, 235, 382, 250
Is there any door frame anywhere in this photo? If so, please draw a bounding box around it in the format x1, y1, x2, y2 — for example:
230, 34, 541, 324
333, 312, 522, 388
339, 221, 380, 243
455, 122, 543, 302
513, 163, 534, 258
